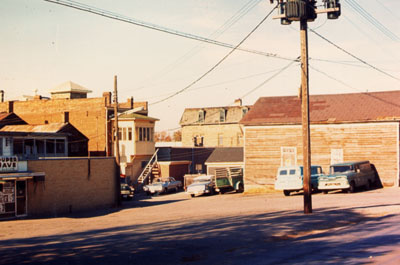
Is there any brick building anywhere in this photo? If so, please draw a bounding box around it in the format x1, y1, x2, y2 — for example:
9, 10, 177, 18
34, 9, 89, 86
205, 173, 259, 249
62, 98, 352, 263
179, 99, 251, 147
0, 81, 148, 156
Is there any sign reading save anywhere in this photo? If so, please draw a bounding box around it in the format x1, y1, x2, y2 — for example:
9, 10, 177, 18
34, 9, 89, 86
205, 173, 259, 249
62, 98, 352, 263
0, 156, 18, 172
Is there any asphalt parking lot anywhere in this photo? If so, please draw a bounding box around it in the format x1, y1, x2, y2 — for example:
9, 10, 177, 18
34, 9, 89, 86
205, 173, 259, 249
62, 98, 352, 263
1, 187, 400, 265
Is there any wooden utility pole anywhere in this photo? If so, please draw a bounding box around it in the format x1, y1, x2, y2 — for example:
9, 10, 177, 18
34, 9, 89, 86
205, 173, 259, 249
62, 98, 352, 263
114, 75, 120, 166
300, 19, 312, 214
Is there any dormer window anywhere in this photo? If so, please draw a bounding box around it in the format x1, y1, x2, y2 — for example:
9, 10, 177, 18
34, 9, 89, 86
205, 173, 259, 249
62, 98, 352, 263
242, 107, 249, 117
219, 109, 227, 122
198, 110, 205, 123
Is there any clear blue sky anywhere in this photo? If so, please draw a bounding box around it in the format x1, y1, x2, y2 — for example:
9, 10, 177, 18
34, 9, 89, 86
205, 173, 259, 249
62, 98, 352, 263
1, 0, 399, 131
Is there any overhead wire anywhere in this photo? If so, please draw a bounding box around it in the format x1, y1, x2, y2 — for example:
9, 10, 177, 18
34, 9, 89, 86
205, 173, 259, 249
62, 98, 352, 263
238, 59, 299, 100
343, 0, 400, 41
310, 29, 400, 82
44, 0, 295, 62
129, 0, 263, 93
149, 4, 279, 105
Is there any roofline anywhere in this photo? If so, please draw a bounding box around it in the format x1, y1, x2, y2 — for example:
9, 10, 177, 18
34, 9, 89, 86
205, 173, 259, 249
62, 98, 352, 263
241, 119, 400, 126
183, 105, 252, 111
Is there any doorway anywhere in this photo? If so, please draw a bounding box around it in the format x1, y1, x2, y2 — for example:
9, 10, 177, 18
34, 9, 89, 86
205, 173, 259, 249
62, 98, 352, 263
16, 180, 27, 216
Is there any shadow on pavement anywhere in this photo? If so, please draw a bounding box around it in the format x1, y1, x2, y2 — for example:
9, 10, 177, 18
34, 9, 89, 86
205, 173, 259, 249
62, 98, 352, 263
0, 205, 398, 265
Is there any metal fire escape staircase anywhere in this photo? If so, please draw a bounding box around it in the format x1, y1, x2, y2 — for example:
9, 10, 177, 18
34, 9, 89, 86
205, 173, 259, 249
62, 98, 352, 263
136, 149, 159, 189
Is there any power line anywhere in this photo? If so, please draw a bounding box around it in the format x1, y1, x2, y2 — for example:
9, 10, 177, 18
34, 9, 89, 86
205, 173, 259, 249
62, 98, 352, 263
127, 0, 263, 93
343, 0, 400, 41
150, 4, 279, 105
44, 0, 294, 62
310, 29, 400, 82
239, 59, 298, 100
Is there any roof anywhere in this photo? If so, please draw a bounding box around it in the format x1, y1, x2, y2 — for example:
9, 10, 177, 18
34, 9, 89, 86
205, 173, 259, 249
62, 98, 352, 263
240, 91, 400, 126
205, 147, 243, 163
0, 123, 68, 133
49, 81, 92, 94
0, 113, 12, 121
117, 113, 159, 121
180, 105, 251, 126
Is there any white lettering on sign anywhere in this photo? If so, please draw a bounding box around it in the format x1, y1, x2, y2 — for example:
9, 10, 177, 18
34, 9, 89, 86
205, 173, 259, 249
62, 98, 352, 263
0, 156, 18, 172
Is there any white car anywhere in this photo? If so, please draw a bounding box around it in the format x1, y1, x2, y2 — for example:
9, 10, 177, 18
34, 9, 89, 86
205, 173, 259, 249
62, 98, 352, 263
143, 177, 182, 195
186, 175, 215, 198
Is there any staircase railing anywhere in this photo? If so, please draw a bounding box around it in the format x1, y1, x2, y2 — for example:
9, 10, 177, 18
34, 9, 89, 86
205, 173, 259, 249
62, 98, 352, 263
136, 149, 159, 188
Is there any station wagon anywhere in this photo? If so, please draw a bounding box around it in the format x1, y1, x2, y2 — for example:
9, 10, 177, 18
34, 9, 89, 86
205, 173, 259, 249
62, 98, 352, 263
274, 165, 324, 196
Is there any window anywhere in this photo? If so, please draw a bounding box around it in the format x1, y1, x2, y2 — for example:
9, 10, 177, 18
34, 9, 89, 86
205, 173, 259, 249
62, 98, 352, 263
128, 128, 132, 141
0, 138, 3, 156
13, 139, 23, 156
194, 136, 203, 147
56, 139, 65, 154
242, 107, 248, 117
118, 128, 122, 140
195, 164, 203, 173
36, 139, 45, 155
289, 169, 296, 175
237, 133, 242, 146
218, 134, 223, 146
330, 149, 343, 165
46, 139, 55, 155
122, 128, 126, 141
139, 128, 143, 141
281, 147, 296, 167
219, 109, 226, 122
146, 128, 150, 141
198, 110, 205, 123
24, 139, 34, 156
150, 128, 153, 142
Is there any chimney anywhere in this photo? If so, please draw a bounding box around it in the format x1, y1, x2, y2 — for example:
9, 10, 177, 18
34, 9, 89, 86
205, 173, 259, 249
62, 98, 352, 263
7, 101, 14, 113
63, 112, 69, 123
128, 97, 134, 109
234, 98, 242, 106
103, 92, 111, 106
0, 90, 4, 102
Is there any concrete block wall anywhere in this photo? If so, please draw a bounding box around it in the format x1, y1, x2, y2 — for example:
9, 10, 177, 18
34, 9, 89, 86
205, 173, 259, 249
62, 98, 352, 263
27, 157, 117, 217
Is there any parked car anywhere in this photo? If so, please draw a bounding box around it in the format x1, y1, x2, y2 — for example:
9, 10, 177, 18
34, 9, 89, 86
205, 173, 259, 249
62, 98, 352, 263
186, 175, 215, 197
143, 177, 182, 195
214, 167, 244, 194
120, 183, 134, 200
318, 161, 376, 193
274, 165, 324, 196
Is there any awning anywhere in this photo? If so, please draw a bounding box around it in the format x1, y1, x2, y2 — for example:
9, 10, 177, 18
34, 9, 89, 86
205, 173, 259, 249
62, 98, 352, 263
0, 172, 45, 181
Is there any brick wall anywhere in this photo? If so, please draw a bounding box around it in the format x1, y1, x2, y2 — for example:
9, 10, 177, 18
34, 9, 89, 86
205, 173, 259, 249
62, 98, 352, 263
0, 96, 147, 156
27, 157, 117, 217
181, 124, 243, 147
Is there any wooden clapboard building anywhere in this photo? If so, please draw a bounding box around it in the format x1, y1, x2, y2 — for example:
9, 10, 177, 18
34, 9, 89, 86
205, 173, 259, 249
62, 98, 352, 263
240, 90, 400, 193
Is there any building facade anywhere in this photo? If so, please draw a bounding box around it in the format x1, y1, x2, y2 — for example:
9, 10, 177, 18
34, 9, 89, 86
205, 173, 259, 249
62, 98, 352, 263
0, 81, 147, 156
241, 91, 400, 193
179, 100, 250, 147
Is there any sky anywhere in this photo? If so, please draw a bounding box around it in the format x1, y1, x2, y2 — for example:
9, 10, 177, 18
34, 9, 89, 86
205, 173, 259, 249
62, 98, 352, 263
1, 0, 399, 132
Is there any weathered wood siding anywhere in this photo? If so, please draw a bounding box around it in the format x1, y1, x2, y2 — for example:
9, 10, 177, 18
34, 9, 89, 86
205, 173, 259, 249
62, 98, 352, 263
244, 122, 399, 192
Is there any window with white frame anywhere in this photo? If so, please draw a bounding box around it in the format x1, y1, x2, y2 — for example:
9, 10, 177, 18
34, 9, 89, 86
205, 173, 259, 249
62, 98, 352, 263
281, 147, 297, 167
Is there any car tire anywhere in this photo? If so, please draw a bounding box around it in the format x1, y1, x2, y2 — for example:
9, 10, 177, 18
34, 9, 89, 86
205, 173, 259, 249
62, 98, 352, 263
236, 183, 244, 193
323, 191, 328, 194
348, 181, 356, 193
190, 194, 195, 198
283, 190, 291, 196
366, 180, 372, 190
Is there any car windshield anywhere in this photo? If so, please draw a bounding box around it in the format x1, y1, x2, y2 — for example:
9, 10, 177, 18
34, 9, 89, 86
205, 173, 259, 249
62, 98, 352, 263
331, 165, 353, 174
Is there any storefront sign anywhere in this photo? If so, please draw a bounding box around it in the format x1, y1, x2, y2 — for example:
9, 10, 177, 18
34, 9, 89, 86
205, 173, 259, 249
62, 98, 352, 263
0, 156, 18, 172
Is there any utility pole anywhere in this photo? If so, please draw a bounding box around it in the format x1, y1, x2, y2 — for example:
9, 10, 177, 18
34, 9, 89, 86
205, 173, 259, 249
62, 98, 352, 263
114, 75, 120, 166
113, 75, 121, 206
300, 19, 312, 213
271, 0, 341, 214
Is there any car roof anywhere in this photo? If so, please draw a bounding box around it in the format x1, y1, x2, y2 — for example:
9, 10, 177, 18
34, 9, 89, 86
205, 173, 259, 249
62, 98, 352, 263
331, 161, 370, 167
278, 165, 321, 170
